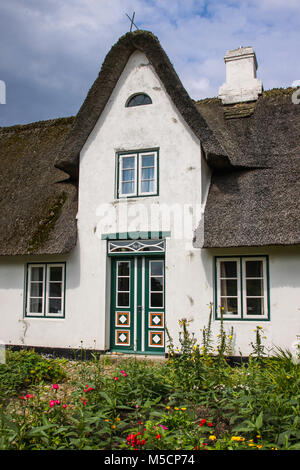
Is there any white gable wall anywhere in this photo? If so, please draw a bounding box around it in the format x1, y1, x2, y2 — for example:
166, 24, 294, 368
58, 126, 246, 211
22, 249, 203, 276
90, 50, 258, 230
76, 50, 208, 352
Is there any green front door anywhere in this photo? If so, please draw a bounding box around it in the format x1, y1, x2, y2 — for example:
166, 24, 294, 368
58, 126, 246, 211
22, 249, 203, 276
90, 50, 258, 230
110, 257, 165, 354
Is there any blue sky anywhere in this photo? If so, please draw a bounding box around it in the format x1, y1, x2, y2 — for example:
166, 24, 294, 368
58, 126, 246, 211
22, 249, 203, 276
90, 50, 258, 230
0, 0, 299, 126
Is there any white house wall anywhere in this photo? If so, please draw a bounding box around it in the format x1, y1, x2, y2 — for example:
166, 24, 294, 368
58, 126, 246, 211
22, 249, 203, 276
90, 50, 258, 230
1, 50, 299, 357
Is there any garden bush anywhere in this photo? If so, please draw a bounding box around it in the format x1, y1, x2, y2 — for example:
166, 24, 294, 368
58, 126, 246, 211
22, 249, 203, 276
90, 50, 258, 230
0, 323, 299, 450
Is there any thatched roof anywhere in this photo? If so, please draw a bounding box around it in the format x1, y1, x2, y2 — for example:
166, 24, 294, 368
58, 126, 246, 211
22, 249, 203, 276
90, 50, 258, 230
1, 31, 298, 254
0, 117, 77, 255
54, 30, 228, 179
196, 88, 300, 247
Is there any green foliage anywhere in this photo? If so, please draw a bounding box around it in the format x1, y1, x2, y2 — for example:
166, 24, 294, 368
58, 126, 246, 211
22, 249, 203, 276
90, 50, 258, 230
0, 349, 66, 399
0, 320, 299, 450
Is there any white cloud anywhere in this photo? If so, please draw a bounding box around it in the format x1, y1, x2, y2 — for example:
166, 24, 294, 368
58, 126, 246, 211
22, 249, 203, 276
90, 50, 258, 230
0, 0, 300, 124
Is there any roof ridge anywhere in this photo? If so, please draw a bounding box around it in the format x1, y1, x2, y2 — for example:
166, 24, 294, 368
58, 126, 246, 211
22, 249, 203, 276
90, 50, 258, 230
0, 116, 75, 133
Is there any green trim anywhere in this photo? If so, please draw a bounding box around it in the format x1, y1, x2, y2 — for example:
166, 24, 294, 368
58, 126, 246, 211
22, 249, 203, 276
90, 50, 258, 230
102, 231, 170, 240
214, 255, 270, 322
110, 258, 135, 353
116, 148, 159, 199
24, 262, 66, 319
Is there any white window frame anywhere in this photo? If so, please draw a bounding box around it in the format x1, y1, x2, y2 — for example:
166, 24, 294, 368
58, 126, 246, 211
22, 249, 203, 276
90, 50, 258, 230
26, 264, 46, 317
215, 256, 269, 321
138, 151, 158, 196
26, 263, 65, 318
118, 153, 137, 198
242, 257, 268, 320
117, 150, 158, 198
216, 257, 241, 319
46, 264, 65, 317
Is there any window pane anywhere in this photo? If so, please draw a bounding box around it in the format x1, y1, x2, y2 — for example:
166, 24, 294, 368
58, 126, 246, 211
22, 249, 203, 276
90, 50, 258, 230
49, 282, 62, 298
122, 169, 135, 182
118, 262, 130, 276
30, 282, 43, 297
49, 266, 62, 282
118, 277, 129, 292
220, 297, 238, 315
220, 261, 237, 278
142, 155, 154, 167
118, 292, 130, 307
246, 298, 264, 316
141, 180, 154, 193
31, 267, 44, 281
220, 279, 237, 297
49, 298, 62, 314
122, 182, 134, 194
30, 298, 43, 313
246, 260, 263, 278
246, 279, 263, 297
141, 167, 154, 179
122, 157, 135, 169
127, 93, 152, 107
151, 277, 163, 292
151, 293, 163, 307
151, 261, 163, 276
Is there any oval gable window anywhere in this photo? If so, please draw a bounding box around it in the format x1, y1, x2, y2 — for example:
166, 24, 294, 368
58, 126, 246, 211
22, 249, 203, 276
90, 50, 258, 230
126, 93, 152, 107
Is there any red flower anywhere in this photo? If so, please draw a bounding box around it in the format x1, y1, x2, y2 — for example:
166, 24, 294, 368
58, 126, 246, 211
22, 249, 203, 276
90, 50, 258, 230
113, 377, 118, 381
199, 419, 207, 426
55, 400, 61, 405
156, 434, 161, 440
49, 400, 55, 408
208, 422, 213, 427
52, 384, 59, 390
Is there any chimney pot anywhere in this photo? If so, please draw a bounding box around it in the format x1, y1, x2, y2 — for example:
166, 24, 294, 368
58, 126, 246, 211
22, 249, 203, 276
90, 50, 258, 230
218, 46, 263, 105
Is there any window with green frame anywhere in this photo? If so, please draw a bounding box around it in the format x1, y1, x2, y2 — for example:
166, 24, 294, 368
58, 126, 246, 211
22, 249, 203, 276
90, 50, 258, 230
25, 263, 65, 318
215, 256, 270, 320
117, 149, 158, 198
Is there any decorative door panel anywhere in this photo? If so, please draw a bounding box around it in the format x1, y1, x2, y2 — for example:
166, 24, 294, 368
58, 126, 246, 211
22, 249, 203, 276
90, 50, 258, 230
110, 256, 165, 354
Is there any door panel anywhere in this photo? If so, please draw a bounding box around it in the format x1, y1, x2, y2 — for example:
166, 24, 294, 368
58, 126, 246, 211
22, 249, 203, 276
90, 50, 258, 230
144, 259, 165, 353
110, 259, 134, 351
110, 257, 165, 354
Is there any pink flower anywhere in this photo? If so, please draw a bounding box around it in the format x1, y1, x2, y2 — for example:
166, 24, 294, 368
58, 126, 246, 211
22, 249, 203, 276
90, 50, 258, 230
55, 400, 61, 405
114, 377, 118, 381
52, 384, 59, 390
20, 396, 25, 400
49, 400, 55, 408
120, 370, 128, 377
62, 404, 67, 409
158, 424, 168, 430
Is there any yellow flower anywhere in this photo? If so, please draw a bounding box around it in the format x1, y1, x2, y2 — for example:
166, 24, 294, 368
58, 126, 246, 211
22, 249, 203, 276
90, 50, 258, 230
256, 435, 261, 439
105, 419, 109, 422
111, 425, 116, 429
249, 443, 256, 447
256, 445, 262, 449
209, 435, 216, 441
116, 417, 121, 421
174, 407, 179, 411
231, 436, 245, 442
166, 406, 170, 410
181, 407, 187, 411
286, 375, 291, 379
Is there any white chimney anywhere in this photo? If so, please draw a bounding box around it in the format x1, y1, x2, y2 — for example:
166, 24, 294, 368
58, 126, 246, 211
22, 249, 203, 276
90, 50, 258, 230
218, 46, 263, 105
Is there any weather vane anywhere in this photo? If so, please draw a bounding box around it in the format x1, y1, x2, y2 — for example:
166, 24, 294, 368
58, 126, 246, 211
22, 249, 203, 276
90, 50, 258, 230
125, 12, 139, 32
